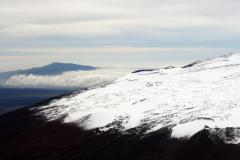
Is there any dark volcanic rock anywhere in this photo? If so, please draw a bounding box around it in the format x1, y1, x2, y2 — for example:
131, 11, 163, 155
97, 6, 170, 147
132, 69, 157, 73
164, 66, 175, 69
1, 107, 240, 160
172, 129, 240, 160
182, 61, 202, 68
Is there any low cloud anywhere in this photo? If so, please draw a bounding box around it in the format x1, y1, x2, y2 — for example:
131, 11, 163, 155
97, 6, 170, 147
4, 68, 132, 89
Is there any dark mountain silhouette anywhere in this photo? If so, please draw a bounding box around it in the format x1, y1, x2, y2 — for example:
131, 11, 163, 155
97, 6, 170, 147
0, 100, 240, 160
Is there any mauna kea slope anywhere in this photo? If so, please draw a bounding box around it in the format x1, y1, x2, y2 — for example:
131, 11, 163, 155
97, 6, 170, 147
37, 53, 240, 144
1, 53, 240, 160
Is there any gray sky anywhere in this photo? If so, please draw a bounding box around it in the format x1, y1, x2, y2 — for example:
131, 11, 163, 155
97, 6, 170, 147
0, 0, 240, 71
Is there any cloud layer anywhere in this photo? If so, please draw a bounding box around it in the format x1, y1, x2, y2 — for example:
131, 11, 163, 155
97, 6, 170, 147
4, 68, 132, 89
0, 47, 231, 72
1, 0, 240, 39
0, 0, 240, 70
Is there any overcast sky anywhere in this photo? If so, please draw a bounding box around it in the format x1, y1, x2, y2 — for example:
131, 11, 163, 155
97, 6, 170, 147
0, 0, 240, 71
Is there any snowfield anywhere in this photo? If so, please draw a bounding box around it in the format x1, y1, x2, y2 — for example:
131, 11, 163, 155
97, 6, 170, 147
36, 53, 240, 143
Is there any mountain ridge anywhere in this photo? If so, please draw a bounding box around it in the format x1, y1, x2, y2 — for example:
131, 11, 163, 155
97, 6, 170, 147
1, 53, 240, 160
35, 53, 240, 144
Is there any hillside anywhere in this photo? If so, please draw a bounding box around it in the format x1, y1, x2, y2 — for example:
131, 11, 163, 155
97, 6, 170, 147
1, 54, 240, 160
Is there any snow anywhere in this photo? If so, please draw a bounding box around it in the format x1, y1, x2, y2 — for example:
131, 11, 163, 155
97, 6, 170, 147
171, 120, 214, 138
37, 53, 240, 143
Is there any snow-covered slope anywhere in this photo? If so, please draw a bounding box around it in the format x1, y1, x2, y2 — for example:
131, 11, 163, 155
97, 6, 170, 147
36, 53, 240, 143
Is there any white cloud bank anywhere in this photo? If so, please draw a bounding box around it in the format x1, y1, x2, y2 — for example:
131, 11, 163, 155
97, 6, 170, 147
4, 68, 133, 89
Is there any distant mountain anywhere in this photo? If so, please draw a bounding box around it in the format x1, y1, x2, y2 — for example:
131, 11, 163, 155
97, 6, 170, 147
0, 63, 96, 82
1, 53, 240, 160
